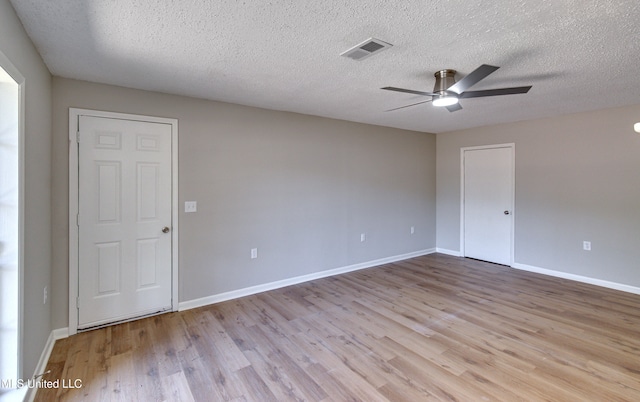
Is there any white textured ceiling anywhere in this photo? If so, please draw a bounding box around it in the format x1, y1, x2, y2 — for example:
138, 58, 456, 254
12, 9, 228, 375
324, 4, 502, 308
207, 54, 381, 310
9, 0, 640, 133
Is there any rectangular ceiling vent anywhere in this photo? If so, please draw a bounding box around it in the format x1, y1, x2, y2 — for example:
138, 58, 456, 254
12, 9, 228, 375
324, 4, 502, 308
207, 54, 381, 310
341, 38, 393, 61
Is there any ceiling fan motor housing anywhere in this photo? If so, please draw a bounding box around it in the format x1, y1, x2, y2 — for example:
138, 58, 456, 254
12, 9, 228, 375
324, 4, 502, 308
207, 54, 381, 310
433, 69, 457, 94
432, 69, 459, 105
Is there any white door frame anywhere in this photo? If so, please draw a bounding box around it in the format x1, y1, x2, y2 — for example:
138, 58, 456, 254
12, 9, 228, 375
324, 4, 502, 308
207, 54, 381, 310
0, 49, 26, 384
460, 143, 515, 265
68, 108, 179, 335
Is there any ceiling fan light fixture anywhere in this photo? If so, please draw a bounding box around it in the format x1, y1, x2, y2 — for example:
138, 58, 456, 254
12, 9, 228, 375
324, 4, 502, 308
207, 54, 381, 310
432, 93, 459, 107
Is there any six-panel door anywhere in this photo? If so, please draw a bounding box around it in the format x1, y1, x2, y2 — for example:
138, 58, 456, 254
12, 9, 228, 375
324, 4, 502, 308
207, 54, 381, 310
77, 115, 172, 329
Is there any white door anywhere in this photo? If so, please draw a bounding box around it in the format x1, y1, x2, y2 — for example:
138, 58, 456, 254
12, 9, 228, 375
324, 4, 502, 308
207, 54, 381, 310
77, 115, 173, 329
462, 145, 514, 265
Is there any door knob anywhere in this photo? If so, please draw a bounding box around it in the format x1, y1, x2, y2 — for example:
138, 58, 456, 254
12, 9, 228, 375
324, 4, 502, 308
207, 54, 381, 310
162, 226, 170, 233
504, 211, 510, 215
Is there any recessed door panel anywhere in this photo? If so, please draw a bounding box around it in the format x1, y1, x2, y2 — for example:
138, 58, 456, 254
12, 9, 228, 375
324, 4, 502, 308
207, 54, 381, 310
96, 162, 121, 223
137, 238, 159, 288
137, 163, 159, 221
96, 241, 121, 295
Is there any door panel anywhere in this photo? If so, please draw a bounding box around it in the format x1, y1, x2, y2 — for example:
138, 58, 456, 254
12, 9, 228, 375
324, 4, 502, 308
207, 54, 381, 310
78, 116, 172, 328
137, 238, 159, 287
97, 162, 120, 222
463, 146, 513, 265
96, 241, 120, 294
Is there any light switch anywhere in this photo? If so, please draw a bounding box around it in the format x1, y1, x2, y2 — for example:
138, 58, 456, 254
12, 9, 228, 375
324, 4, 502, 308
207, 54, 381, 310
185, 201, 197, 213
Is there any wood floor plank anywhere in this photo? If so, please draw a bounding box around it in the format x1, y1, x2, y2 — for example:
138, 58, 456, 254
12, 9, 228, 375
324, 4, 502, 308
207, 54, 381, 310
110, 321, 132, 356
304, 362, 369, 402
109, 351, 137, 401
176, 347, 226, 402
199, 310, 251, 371
34, 253, 640, 401
239, 347, 312, 401
380, 333, 469, 376
160, 371, 195, 402
245, 324, 328, 401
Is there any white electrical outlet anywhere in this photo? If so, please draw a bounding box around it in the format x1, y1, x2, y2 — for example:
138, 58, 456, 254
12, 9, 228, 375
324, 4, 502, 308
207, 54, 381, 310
583, 241, 591, 251
360, 233, 366, 242
251, 248, 258, 259
410, 226, 415, 235
43, 286, 48, 304
185, 201, 197, 213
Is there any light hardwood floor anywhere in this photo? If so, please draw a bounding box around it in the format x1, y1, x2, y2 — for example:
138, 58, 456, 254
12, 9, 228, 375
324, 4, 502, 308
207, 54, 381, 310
36, 254, 640, 401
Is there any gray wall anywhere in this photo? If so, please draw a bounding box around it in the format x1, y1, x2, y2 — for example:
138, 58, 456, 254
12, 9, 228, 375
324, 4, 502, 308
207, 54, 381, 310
52, 77, 437, 329
0, 0, 52, 377
437, 104, 640, 287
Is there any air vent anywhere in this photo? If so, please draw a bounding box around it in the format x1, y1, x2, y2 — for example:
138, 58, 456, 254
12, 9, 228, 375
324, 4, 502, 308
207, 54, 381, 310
341, 38, 392, 61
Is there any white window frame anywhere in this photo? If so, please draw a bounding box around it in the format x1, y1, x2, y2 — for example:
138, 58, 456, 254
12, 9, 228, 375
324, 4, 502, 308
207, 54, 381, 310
0, 49, 26, 391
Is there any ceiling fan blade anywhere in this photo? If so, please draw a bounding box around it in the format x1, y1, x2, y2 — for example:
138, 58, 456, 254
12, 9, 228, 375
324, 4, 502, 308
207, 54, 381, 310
459, 86, 532, 99
381, 86, 436, 96
447, 64, 499, 94
446, 103, 463, 112
385, 99, 432, 112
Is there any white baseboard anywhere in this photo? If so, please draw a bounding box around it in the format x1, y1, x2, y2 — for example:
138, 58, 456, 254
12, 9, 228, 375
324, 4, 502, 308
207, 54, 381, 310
179, 248, 436, 311
51, 327, 69, 340
24, 328, 69, 402
511, 262, 640, 295
435, 248, 462, 257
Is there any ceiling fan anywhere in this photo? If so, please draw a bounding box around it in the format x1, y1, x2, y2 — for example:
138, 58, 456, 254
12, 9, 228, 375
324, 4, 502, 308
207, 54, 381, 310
382, 64, 532, 112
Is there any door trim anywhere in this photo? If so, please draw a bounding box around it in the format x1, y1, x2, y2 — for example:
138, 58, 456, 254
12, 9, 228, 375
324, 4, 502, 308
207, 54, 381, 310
68, 108, 179, 335
0, 49, 26, 383
460, 143, 515, 265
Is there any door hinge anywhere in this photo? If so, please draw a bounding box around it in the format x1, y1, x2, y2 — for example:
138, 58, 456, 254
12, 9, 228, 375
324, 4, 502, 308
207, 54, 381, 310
76, 297, 80, 309
76, 131, 80, 143
76, 213, 80, 226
